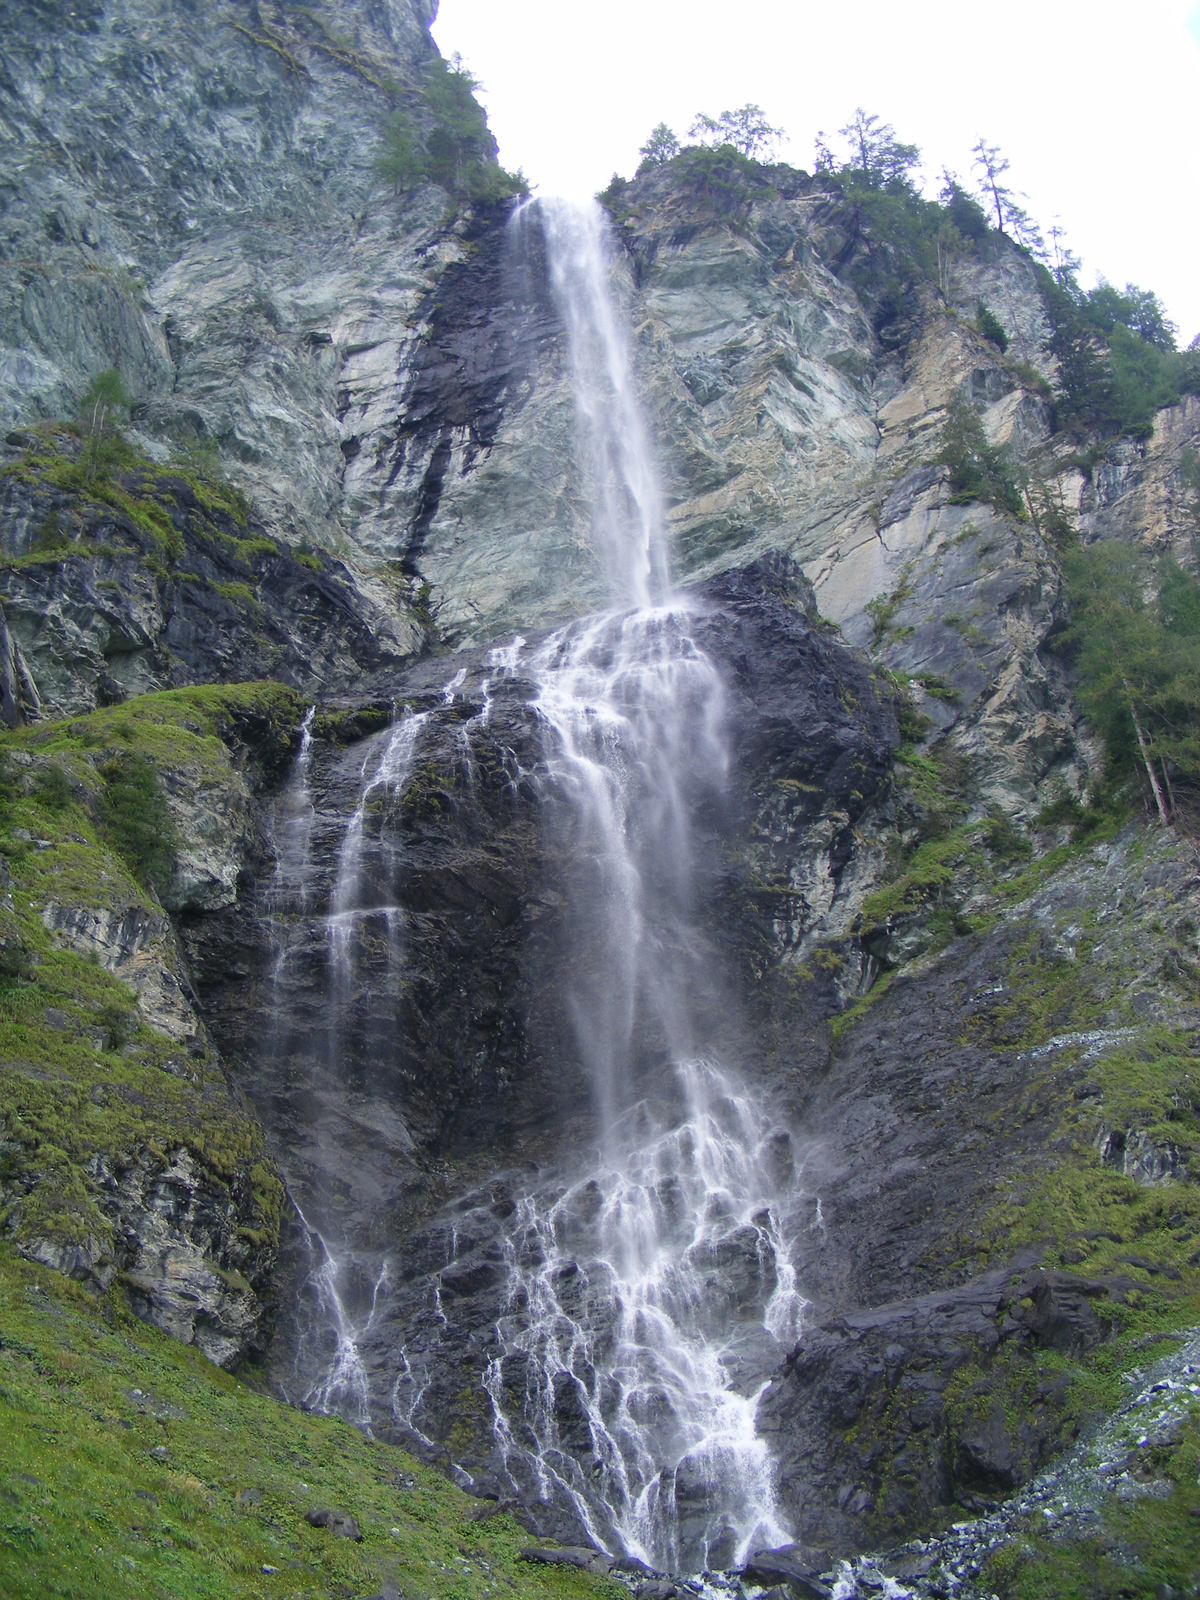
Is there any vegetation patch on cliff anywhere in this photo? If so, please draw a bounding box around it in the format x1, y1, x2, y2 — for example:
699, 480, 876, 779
0, 685, 304, 1305
377, 55, 526, 205
981, 1400, 1200, 1599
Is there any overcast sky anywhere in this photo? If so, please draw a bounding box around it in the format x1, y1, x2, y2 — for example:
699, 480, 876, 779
430, 0, 1200, 346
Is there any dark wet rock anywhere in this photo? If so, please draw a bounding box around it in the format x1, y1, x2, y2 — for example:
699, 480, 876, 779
174, 557, 896, 1513
0, 456, 414, 718
882, 1551, 936, 1580
305, 1506, 363, 1541
759, 1264, 1131, 1555
519, 1546, 612, 1574
739, 1543, 834, 1598
1118, 1254, 1182, 1280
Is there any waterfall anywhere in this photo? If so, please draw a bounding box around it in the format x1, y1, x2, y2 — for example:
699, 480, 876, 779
327, 711, 429, 1039
266, 707, 431, 1422
476, 200, 805, 1571
261, 197, 807, 1574
511, 197, 670, 608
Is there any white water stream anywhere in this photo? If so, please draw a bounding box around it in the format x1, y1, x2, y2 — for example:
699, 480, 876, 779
472, 200, 805, 1570
267, 707, 429, 1425
269, 197, 806, 1571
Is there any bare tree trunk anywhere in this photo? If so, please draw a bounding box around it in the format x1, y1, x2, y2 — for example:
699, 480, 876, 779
1123, 676, 1170, 824
1161, 758, 1178, 819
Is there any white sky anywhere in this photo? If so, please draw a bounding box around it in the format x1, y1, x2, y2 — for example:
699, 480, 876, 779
431, 0, 1200, 346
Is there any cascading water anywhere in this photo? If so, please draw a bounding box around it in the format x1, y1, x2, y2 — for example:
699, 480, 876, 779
511, 197, 669, 610
265, 708, 429, 1422
474, 200, 807, 1570
263, 195, 807, 1572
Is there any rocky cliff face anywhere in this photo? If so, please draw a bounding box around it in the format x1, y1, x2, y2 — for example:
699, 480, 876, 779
3, 1, 1200, 1587
176, 560, 895, 1482
2, 0, 446, 657
0, 684, 308, 1367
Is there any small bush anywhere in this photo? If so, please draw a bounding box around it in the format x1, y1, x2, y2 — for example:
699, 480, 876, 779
937, 397, 1025, 517
99, 755, 175, 897
913, 672, 960, 704
975, 302, 1008, 353
30, 512, 71, 554
864, 572, 913, 648
984, 806, 1032, 860
96, 1001, 137, 1051
670, 143, 773, 220
76, 370, 135, 484
0, 932, 32, 984
32, 765, 74, 812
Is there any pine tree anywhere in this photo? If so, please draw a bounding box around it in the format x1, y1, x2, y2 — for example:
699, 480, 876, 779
638, 123, 679, 168
687, 104, 782, 160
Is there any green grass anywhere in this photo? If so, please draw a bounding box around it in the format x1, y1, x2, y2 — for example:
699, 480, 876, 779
7, 682, 305, 781
0, 430, 275, 589
858, 824, 983, 931
0, 1245, 620, 1600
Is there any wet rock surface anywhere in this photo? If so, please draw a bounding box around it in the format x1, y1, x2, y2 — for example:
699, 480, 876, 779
171, 558, 895, 1540
759, 1263, 1134, 1555
814, 1328, 1200, 1597
748, 821, 1200, 1554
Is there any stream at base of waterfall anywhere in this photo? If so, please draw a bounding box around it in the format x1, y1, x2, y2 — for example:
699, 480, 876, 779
261, 197, 811, 1574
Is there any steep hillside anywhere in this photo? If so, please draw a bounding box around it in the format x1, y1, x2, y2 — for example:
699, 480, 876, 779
2, 3, 1200, 1596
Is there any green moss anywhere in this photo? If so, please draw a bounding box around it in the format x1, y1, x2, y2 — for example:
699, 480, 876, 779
212, 582, 256, 605
893, 741, 971, 817
98, 753, 176, 895
864, 571, 913, 649
967, 929, 1117, 1051
10, 683, 305, 776
0, 437, 277, 602
0, 1246, 620, 1600
859, 825, 983, 931
223, 16, 308, 77
830, 970, 895, 1039
912, 671, 960, 704
232, 538, 278, 565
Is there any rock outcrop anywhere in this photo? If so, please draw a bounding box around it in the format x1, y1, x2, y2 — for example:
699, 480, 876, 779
175, 559, 895, 1477
0, 687, 303, 1366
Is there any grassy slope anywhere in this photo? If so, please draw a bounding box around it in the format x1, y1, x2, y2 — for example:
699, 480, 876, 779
5, 687, 1200, 1591
0, 685, 306, 1268
0, 685, 616, 1597
0, 1244, 617, 1600
982, 1393, 1200, 1598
